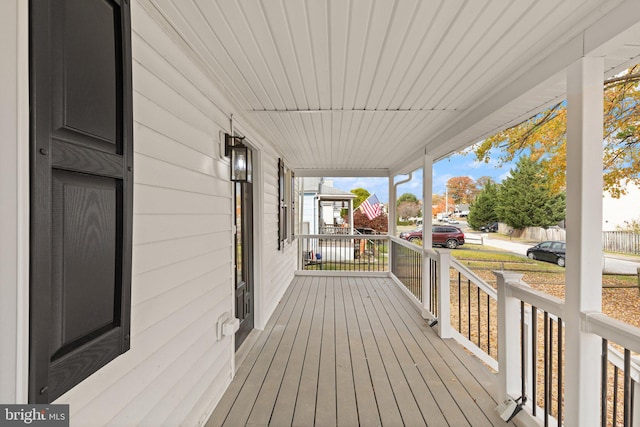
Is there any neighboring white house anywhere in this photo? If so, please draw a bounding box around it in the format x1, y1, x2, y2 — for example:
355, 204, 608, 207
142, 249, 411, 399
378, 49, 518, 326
301, 178, 355, 235
602, 183, 640, 231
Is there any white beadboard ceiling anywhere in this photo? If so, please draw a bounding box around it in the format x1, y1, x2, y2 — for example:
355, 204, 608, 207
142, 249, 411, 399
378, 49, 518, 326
144, 0, 640, 176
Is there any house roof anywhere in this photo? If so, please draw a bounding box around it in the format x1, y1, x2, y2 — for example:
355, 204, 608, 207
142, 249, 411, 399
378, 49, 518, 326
150, 0, 640, 176
303, 177, 355, 198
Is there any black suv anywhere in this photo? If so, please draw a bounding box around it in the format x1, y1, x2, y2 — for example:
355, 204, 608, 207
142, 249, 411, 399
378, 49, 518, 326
480, 222, 498, 232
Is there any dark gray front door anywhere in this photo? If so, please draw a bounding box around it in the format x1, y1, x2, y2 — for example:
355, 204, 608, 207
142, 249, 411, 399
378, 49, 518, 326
234, 180, 254, 350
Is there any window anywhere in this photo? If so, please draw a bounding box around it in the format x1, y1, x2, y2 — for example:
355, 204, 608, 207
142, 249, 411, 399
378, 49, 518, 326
29, 0, 133, 403
289, 170, 296, 242
278, 158, 287, 249
278, 159, 296, 248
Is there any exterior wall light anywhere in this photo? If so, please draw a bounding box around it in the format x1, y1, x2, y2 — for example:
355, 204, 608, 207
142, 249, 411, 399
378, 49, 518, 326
225, 133, 252, 182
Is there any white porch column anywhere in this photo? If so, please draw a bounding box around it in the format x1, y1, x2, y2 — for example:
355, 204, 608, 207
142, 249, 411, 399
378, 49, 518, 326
422, 154, 433, 248
388, 175, 396, 237
436, 249, 452, 338
348, 199, 354, 235
422, 154, 434, 317
564, 56, 604, 426
495, 271, 525, 402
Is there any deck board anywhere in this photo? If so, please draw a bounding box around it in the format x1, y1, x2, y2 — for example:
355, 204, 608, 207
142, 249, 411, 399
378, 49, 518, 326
207, 275, 512, 427
269, 276, 320, 427
340, 277, 383, 427
333, 277, 359, 427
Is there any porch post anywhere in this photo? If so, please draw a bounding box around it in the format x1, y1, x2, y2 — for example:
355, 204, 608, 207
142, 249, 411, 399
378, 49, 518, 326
565, 56, 604, 425
348, 199, 354, 235
422, 154, 434, 317
436, 249, 452, 338
495, 271, 525, 402
388, 175, 396, 237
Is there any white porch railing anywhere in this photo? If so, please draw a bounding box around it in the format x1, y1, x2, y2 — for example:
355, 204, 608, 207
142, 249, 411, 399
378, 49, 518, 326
497, 273, 640, 426
295, 234, 640, 426
297, 234, 389, 273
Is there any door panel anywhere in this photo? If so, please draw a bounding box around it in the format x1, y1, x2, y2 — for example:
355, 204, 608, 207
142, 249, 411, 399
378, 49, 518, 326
234, 179, 254, 350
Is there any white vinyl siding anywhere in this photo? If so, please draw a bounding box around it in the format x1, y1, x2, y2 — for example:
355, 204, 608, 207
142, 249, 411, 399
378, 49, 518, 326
50, 2, 296, 425
259, 146, 297, 327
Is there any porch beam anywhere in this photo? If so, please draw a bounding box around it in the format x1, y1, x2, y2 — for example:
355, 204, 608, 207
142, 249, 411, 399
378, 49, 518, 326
294, 169, 389, 178
564, 56, 604, 426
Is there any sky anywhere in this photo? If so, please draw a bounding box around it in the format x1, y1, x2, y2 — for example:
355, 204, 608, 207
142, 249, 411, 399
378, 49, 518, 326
327, 149, 516, 203
325, 149, 640, 230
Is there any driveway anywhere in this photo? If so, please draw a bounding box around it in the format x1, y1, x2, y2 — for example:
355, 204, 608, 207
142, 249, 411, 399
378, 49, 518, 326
475, 233, 640, 275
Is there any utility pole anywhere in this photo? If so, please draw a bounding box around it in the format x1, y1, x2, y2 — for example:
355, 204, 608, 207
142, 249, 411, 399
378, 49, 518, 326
445, 186, 449, 215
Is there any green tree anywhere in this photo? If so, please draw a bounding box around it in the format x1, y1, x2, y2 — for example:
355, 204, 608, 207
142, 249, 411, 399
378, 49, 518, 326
496, 157, 566, 229
351, 188, 371, 209
397, 193, 418, 205
467, 181, 500, 230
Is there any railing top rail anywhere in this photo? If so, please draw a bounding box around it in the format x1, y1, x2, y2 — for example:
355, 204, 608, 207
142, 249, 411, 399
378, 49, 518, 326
584, 311, 640, 355
424, 248, 438, 259
296, 234, 388, 240
451, 258, 497, 300
505, 281, 565, 319
607, 346, 640, 382
367, 237, 448, 262
388, 235, 423, 252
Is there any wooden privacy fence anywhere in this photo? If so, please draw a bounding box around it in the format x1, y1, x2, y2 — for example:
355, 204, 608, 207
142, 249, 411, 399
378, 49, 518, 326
603, 231, 640, 255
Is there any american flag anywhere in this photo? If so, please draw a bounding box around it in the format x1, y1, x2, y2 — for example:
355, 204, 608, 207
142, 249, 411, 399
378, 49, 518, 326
360, 194, 381, 220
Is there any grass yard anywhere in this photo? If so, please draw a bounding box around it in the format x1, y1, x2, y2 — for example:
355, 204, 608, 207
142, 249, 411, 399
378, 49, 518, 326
452, 247, 640, 329
451, 247, 640, 424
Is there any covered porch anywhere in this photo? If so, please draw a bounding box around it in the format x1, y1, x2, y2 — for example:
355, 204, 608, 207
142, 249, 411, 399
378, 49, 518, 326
207, 275, 507, 427
3, 1, 640, 426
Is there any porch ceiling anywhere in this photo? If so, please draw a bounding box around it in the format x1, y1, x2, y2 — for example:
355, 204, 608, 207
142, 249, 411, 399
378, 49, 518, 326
145, 0, 640, 175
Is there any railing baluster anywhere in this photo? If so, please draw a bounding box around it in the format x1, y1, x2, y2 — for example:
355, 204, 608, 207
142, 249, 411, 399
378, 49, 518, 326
468, 279, 471, 341
631, 372, 635, 427
477, 285, 481, 349
602, 338, 608, 427
549, 316, 554, 422
488, 294, 492, 358
614, 365, 619, 427
532, 306, 538, 417
624, 349, 631, 427
544, 310, 549, 426
521, 301, 526, 403
558, 317, 563, 425
458, 273, 462, 332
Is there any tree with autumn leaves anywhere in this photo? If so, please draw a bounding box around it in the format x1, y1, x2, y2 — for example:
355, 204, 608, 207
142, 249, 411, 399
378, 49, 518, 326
446, 176, 478, 204
472, 65, 640, 197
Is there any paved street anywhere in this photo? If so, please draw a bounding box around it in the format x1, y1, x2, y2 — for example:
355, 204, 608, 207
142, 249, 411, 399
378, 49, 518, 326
478, 233, 640, 275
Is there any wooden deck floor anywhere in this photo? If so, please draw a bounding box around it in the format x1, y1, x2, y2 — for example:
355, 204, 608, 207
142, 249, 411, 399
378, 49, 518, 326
207, 275, 511, 427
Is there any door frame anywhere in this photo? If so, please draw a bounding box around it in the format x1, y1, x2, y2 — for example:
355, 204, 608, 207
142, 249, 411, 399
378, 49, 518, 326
233, 178, 254, 350
225, 130, 265, 352
0, 0, 30, 404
